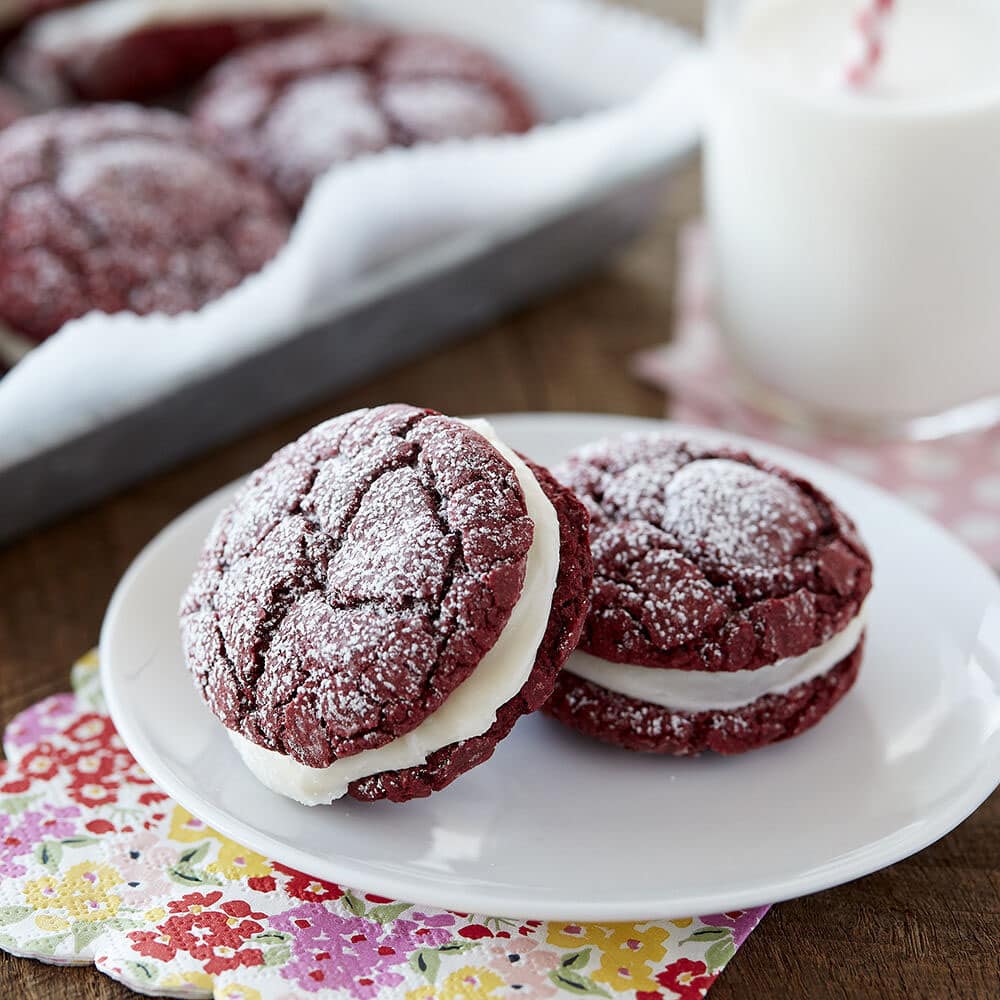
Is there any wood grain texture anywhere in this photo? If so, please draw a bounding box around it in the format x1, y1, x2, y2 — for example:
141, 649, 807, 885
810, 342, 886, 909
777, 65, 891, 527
1, 2, 997, 998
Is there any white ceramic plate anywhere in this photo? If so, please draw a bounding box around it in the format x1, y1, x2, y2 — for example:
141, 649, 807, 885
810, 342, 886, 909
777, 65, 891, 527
100, 413, 1000, 921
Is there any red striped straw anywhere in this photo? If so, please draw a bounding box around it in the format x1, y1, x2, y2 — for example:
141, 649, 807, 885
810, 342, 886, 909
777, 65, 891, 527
843, 0, 895, 89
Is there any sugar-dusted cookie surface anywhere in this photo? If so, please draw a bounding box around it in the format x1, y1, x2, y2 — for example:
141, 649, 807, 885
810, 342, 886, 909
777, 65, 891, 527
193, 24, 535, 209
557, 435, 872, 673
0, 105, 290, 344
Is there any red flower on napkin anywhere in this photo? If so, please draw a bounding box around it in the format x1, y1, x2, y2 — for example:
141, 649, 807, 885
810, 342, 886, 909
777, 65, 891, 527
655, 957, 717, 999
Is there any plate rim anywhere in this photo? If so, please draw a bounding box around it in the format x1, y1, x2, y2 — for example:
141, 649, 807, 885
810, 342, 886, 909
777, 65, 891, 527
100, 412, 1000, 920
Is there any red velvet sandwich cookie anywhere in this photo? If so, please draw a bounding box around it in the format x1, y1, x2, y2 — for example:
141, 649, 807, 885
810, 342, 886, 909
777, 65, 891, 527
180, 405, 592, 804
192, 23, 536, 210
544, 434, 873, 755
0, 104, 290, 352
9, 0, 329, 103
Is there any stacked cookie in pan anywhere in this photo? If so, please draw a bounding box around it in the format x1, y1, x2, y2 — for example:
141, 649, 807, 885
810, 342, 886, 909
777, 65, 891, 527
0, 1, 537, 367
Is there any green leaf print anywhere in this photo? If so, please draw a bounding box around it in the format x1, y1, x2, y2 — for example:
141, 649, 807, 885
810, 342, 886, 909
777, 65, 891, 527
561, 948, 592, 970
176, 842, 211, 866
704, 936, 737, 972
548, 968, 612, 997
58, 836, 99, 848
252, 930, 292, 945
33, 840, 62, 872
342, 892, 366, 917
167, 864, 219, 887
410, 948, 442, 984
483, 917, 519, 931
22, 934, 68, 957
253, 928, 293, 967
71, 921, 106, 954
263, 943, 292, 967
0, 794, 41, 816
435, 941, 475, 954
681, 927, 729, 944
0, 906, 32, 926
122, 960, 158, 984
104, 918, 145, 933
70, 657, 107, 713
369, 902, 411, 925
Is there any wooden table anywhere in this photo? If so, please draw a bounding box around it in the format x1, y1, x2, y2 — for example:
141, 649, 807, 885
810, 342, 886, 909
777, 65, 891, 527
1, 3, 998, 997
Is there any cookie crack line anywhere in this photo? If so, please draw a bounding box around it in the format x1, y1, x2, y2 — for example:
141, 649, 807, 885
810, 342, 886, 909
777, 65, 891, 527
210, 406, 423, 720
244, 439, 431, 751
404, 420, 467, 711
599, 457, 843, 603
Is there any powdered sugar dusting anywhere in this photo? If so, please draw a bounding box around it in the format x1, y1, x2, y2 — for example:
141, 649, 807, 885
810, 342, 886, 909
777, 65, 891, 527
264, 71, 390, 177
382, 79, 510, 142
193, 24, 534, 209
590, 522, 728, 649
663, 459, 819, 573
179, 405, 535, 769
559, 433, 873, 672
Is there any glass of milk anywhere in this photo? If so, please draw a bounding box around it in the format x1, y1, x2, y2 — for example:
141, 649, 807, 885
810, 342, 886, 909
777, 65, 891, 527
706, 0, 1000, 438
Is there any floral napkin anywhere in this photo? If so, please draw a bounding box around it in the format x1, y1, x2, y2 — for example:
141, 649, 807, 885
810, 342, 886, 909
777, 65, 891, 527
0, 652, 767, 1000
633, 223, 1000, 567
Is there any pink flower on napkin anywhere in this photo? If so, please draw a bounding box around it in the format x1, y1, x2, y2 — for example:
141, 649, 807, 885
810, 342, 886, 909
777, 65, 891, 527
108, 830, 180, 905
701, 909, 767, 947
0, 804, 79, 878
481, 938, 561, 997
271, 904, 456, 997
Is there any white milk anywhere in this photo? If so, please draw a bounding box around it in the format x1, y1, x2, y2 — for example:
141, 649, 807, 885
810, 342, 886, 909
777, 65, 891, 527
706, 0, 1000, 426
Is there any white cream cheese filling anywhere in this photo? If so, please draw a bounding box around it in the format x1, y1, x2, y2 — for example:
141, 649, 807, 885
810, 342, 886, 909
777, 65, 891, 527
27, 0, 333, 53
231, 418, 561, 805
565, 605, 868, 713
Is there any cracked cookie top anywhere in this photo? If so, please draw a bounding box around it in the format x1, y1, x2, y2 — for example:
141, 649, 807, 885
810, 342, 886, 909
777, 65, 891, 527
0, 104, 290, 343
180, 405, 536, 769
558, 434, 873, 674
192, 24, 535, 210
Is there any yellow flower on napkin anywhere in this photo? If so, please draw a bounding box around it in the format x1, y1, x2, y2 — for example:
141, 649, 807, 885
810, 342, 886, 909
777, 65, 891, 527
166, 806, 270, 880
33, 914, 69, 932
545, 921, 670, 992
24, 862, 123, 923
218, 986, 263, 1000
208, 839, 271, 881
406, 966, 506, 1000
167, 805, 215, 843
160, 971, 213, 991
